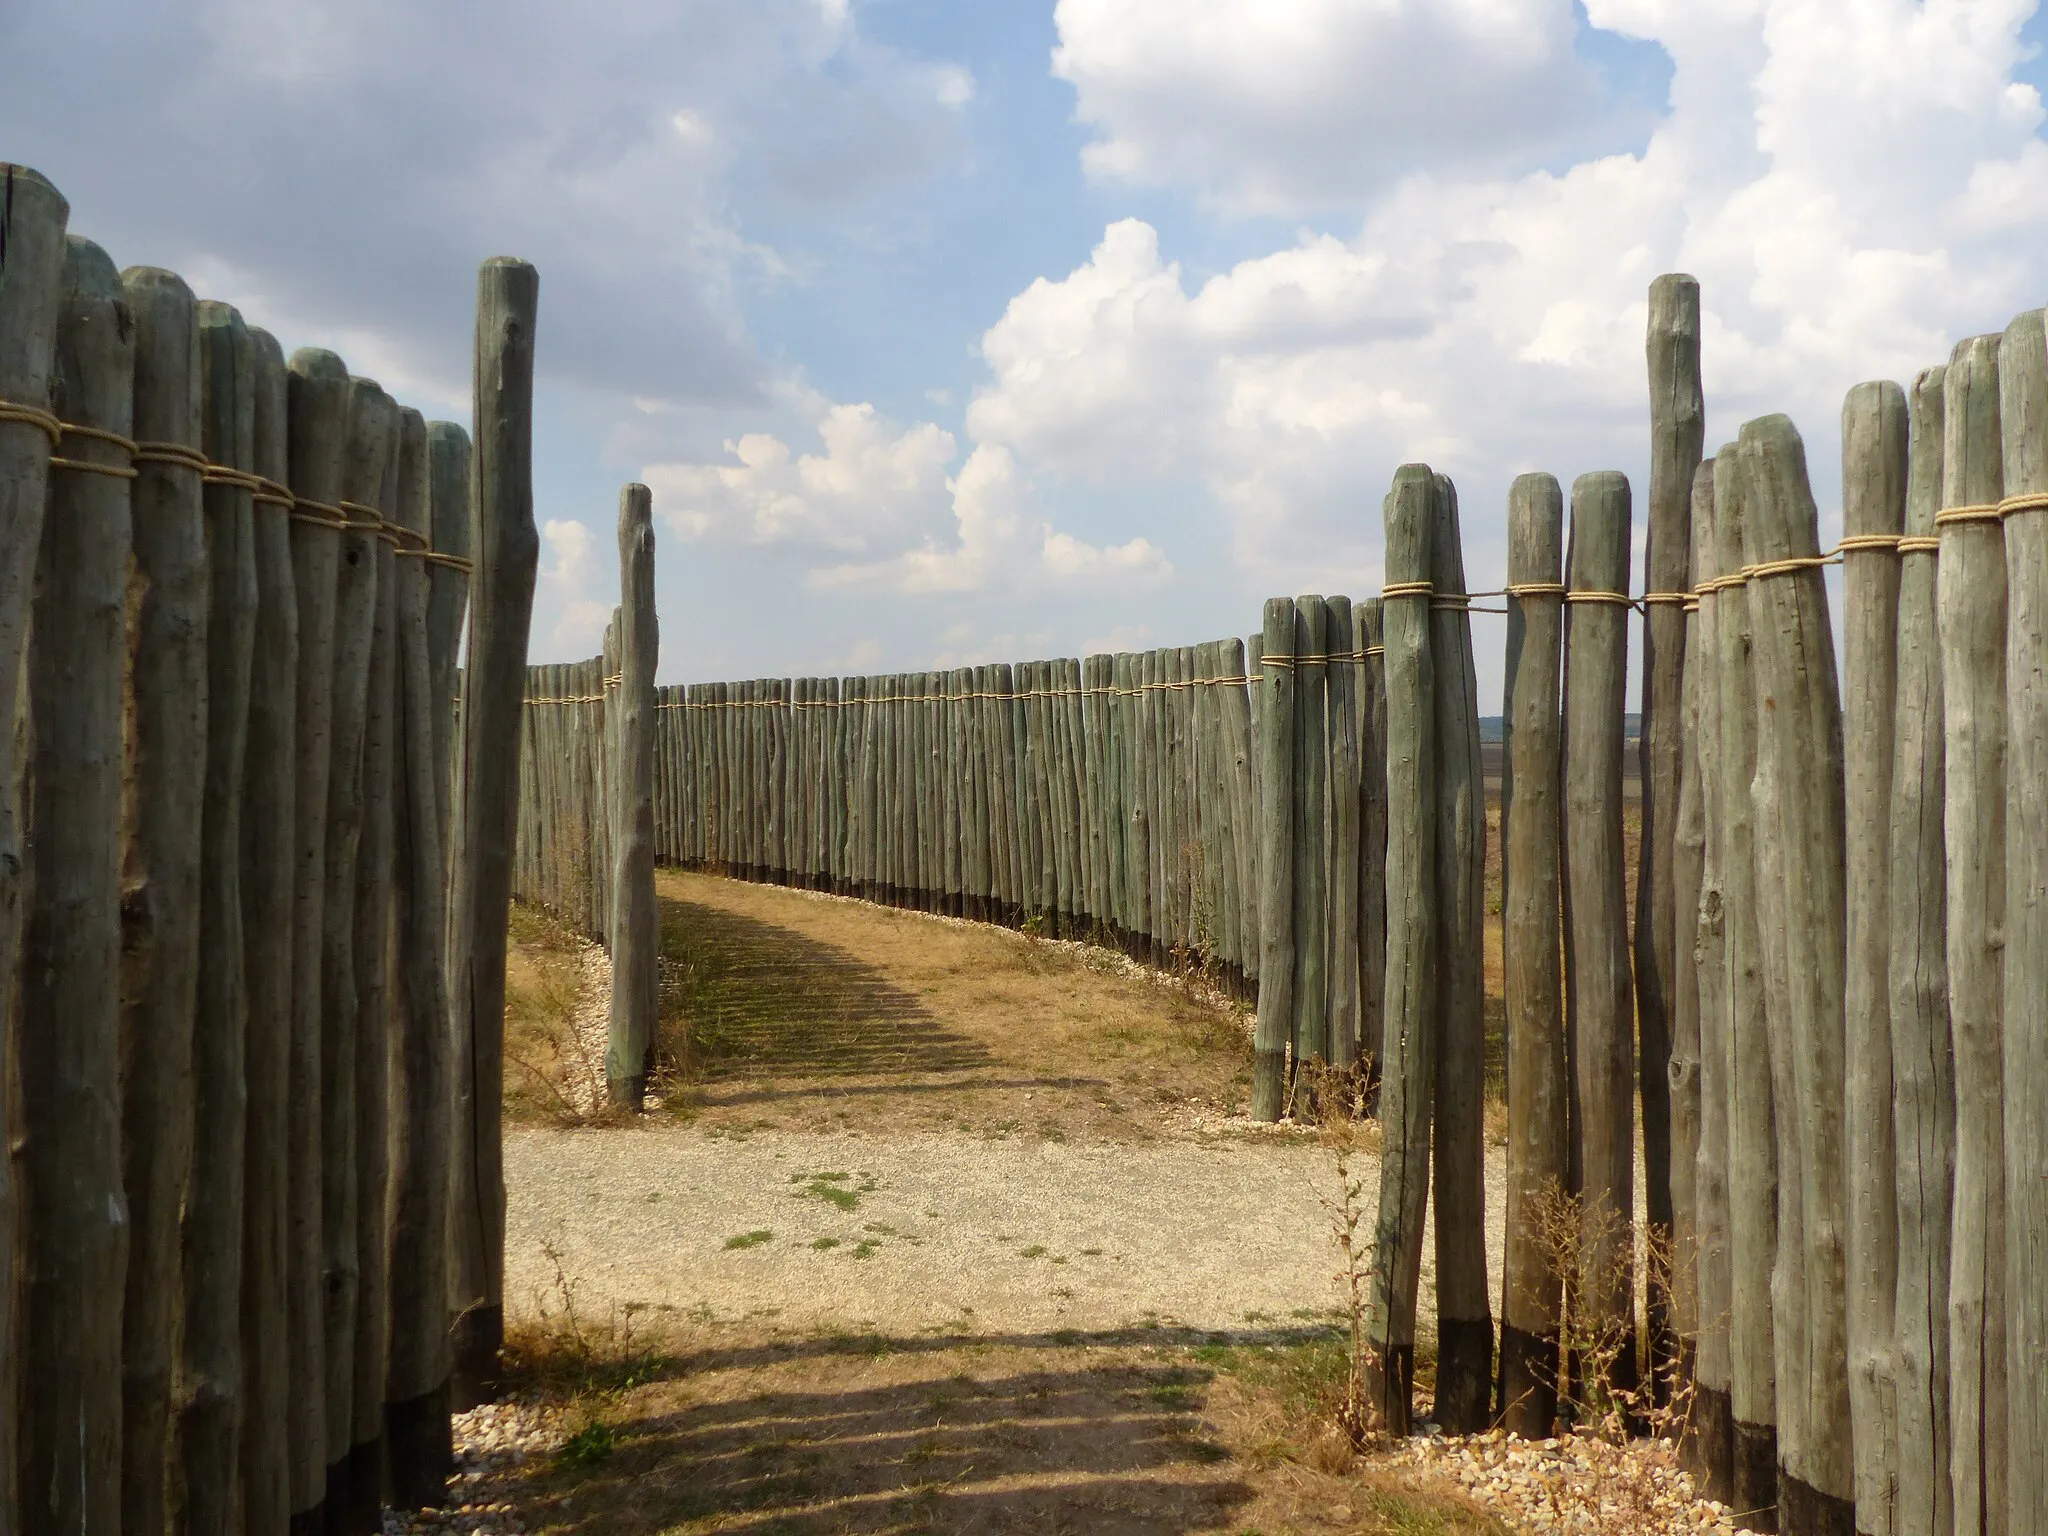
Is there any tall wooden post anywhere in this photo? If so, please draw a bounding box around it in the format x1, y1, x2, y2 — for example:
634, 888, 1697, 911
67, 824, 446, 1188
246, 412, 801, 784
448, 258, 540, 1403
1688, 459, 1736, 1504
240, 325, 298, 1533
0, 171, 68, 1535
425, 424, 473, 863
608, 484, 658, 1110
21, 232, 133, 1536
1742, 414, 1854, 1531
181, 298, 258, 1534
1563, 470, 1637, 1413
1501, 472, 1567, 1440
1358, 598, 1388, 1085
1890, 365, 1953, 1536
1251, 598, 1295, 1121
1714, 438, 1779, 1525
1364, 465, 1438, 1433
1842, 380, 1907, 1535
1292, 596, 1329, 1067
118, 266, 209, 1536
1429, 475, 1492, 1432
387, 411, 455, 1506
1326, 595, 1362, 1066
1641, 275, 1702, 1401
1939, 334, 2007, 1536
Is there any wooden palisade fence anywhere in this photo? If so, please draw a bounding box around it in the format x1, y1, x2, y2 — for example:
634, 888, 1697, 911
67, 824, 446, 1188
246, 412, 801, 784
0, 163, 537, 1535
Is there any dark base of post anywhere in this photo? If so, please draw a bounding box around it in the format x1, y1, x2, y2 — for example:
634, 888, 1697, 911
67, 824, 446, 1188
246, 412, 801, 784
1686, 1382, 1733, 1506
291, 1505, 324, 1536
1433, 1316, 1494, 1433
322, 1457, 351, 1536
1734, 1419, 1779, 1531
1778, 1469, 1854, 1536
1497, 1320, 1558, 1439
450, 1303, 503, 1409
1363, 1342, 1415, 1436
343, 1439, 382, 1533
608, 1073, 646, 1113
386, 1380, 453, 1509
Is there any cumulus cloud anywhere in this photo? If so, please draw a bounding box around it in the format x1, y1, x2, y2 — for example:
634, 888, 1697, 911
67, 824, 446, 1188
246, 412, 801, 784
0, 0, 971, 406
536, 518, 613, 657
1051, 0, 1658, 212
975, 0, 2048, 603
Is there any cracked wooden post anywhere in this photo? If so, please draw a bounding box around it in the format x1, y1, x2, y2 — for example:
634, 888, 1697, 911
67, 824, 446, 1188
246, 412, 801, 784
1251, 597, 1295, 1121
1842, 379, 1907, 1535
1741, 413, 1854, 1532
1713, 438, 1779, 1526
1429, 474, 1492, 1433
1889, 363, 1952, 1536
1364, 465, 1437, 1433
0, 169, 68, 1536
2001, 310, 2048, 1534
1563, 469, 1637, 1416
608, 483, 658, 1111
240, 324, 298, 1533
387, 409, 456, 1506
1358, 597, 1387, 1086
182, 297, 258, 1536
1641, 275, 1702, 1403
1939, 333, 2007, 1536
118, 265, 208, 1536
1325, 596, 1361, 1064
1688, 458, 1736, 1505
426, 424, 473, 867
21, 232, 132, 1536
1501, 471, 1567, 1440
448, 257, 540, 1404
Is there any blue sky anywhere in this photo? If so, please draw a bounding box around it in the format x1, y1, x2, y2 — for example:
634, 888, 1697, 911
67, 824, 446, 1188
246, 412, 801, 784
9, 0, 2048, 701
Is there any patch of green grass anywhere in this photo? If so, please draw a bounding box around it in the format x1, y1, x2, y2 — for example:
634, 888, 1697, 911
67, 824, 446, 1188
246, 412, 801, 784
1019, 1244, 1047, 1259
792, 1170, 877, 1211
723, 1229, 774, 1250
809, 1237, 841, 1251
558, 1420, 617, 1469
1149, 1381, 1201, 1411
851, 1239, 880, 1260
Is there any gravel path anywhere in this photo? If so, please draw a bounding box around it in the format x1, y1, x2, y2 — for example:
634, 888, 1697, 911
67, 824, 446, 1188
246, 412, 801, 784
504, 1125, 1509, 1337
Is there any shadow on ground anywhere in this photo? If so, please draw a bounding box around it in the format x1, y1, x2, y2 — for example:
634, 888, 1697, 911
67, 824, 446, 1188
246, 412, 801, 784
659, 897, 998, 1081
512, 1324, 1340, 1535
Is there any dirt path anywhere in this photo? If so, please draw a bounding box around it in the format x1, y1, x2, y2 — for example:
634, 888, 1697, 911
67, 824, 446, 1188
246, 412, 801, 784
506, 1125, 1508, 1338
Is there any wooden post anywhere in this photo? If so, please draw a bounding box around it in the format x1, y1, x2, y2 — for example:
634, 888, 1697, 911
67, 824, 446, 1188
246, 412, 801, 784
1741, 414, 1855, 1531
0, 172, 68, 1533
1221, 637, 1260, 993
1890, 364, 1953, 1536
2001, 311, 2048, 1534
448, 257, 540, 1403
1501, 471, 1567, 1440
117, 266, 208, 1536
1938, 334, 2007, 1536
1428, 476, 1492, 1432
608, 484, 658, 1110
1641, 275, 1702, 1401
1365, 466, 1438, 1433
1713, 438, 1779, 1525
319, 375, 394, 1513
180, 298, 258, 1534
20, 232, 132, 1536
1563, 469, 1638, 1412
1252, 599, 1295, 1121
1359, 599, 1387, 1083
1842, 379, 1907, 1534
386, 409, 455, 1506
1292, 596, 1329, 1067
285, 346, 349, 1531
1326, 596, 1361, 1065
1689, 459, 1737, 1505
238, 325, 297, 1533
347, 392, 403, 1530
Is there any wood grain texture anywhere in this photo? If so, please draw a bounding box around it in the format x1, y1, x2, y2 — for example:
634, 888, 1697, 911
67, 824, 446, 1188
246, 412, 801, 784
1252, 599, 1295, 1121
1501, 471, 1567, 1441
1842, 379, 1907, 1536
607, 484, 658, 1109
1939, 333, 2007, 1536
1292, 596, 1329, 1066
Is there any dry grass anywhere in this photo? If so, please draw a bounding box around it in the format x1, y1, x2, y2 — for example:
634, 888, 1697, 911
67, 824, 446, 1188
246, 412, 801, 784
504, 905, 607, 1126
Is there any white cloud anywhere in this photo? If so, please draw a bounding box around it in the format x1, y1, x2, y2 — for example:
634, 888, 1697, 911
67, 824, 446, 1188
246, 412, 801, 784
973, 0, 2048, 610
537, 519, 612, 657
1051, 0, 1645, 212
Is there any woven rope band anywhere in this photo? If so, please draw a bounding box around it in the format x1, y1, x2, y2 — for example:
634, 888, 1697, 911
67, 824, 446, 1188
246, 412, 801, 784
0, 399, 62, 446
1380, 580, 1432, 599
1936, 502, 2002, 527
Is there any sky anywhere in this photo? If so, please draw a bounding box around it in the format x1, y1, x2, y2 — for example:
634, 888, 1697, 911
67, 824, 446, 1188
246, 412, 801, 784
9, 0, 2048, 702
